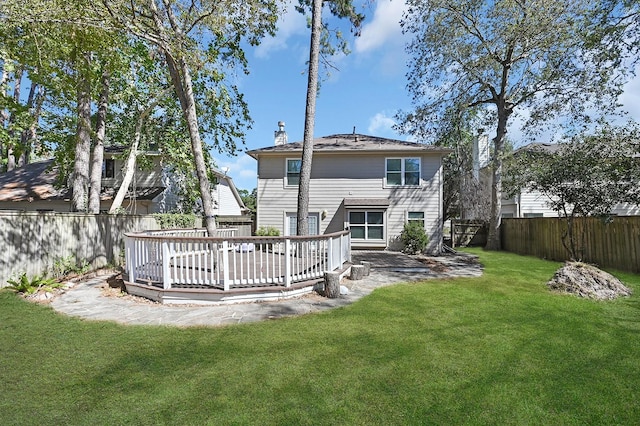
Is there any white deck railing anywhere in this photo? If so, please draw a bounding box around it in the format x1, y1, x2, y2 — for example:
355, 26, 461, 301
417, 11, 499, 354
124, 229, 351, 291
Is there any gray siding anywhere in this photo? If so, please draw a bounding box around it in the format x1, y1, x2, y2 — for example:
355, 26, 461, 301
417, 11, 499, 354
256, 152, 444, 252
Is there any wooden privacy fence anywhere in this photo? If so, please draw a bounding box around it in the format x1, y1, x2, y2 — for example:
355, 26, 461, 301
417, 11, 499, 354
451, 220, 487, 248
501, 216, 640, 273
0, 212, 159, 286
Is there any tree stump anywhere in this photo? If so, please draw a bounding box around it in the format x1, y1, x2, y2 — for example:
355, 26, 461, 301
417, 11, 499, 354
323, 271, 341, 298
360, 261, 371, 276
350, 265, 365, 281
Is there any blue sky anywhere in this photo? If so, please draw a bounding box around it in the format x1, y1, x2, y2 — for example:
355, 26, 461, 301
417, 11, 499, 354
216, 0, 640, 192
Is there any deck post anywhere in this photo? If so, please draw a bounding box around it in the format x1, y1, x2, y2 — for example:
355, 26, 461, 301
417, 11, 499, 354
327, 235, 334, 271
162, 240, 171, 290
222, 240, 230, 291
124, 235, 136, 283
284, 238, 292, 287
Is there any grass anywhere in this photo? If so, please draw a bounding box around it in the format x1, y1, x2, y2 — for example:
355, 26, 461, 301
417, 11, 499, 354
1, 249, 639, 425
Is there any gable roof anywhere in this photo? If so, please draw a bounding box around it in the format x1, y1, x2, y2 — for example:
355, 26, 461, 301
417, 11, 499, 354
0, 159, 163, 203
246, 133, 452, 158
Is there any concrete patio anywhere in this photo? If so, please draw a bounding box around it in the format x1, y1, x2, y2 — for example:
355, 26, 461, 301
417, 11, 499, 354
50, 251, 483, 327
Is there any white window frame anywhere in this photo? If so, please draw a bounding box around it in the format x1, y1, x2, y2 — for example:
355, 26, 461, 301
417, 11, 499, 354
285, 158, 301, 187
385, 157, 421, 187
285, 212, 319, 236
407, 211, 425, 228
348, 210, 385, 241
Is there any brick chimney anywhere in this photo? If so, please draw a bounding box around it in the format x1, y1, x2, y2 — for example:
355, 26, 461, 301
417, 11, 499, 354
473, 130, 490, 180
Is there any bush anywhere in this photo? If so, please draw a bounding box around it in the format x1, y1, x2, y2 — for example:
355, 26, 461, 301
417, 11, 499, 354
7, 273, 61, 295
51, 255, 90, 279
153, 213, 198, 229
400, 222, 429, 254
255, 226, 280, 236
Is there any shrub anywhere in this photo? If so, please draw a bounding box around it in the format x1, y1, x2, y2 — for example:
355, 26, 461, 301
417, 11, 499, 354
51, 255, 90, 279
7, 273, 61, 295
255, 226, 280, 236
153, 213, 198, 229
400, 222, 429, 254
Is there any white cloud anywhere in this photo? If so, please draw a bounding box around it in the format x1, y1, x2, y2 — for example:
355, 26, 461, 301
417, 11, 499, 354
355, 0, 408, 54
368, 111, 397, 135
255, 2, 307, 59
216, 154, 258, 191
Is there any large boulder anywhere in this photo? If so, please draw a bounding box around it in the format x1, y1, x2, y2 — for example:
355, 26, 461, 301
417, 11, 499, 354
547, 262, 632, 300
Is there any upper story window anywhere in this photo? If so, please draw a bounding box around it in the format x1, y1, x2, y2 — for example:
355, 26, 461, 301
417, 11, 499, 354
286, 158, 301, 187
102, 159, 115, 179
386, 158, 420, 186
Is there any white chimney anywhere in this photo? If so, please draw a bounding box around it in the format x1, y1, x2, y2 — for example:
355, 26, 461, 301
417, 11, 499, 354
274, 121, 287, 145
473, 131, 490, 180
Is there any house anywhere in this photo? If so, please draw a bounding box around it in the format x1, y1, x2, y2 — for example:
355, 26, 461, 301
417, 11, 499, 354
0, 147, 248, 216
501, 142, 640, 218
247, 126, 452, 254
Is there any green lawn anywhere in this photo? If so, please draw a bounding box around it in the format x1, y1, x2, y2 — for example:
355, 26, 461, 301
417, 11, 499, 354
1, 249, 639, 425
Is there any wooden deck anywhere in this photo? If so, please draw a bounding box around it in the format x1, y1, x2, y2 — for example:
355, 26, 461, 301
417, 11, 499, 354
123, 230, 352, 304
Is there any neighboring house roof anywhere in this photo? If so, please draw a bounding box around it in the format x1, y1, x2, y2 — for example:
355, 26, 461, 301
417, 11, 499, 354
246, 133, 452, 157
514, 142, 562, 154
0, 159, 163, 202
211, 167, 248, 212
0, 160, 64, 202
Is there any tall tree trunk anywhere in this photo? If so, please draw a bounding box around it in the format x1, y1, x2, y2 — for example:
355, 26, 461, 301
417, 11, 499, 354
71, 54, 93, 212
18, 77, 43, 166
6, 67, 23, 171
109, 90, 168, 214
297, 0, 323, 236
22, 85, 45, 165
89, 69, 110, 213
485, 108, 510, 250
150, 0, 216, 235
109, 136, 138, 214
0, 60, 8, 171
164, 54, 216, 235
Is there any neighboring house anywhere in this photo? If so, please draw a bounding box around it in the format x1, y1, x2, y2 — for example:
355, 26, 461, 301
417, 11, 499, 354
210, 167, 248, 216
247, 127, 451, 253
0, 147, 248, 216
497, 142, 640, 218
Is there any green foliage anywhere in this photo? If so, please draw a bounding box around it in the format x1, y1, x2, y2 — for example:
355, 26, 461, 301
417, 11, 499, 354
400, 221, 429, 254
255, 226, 280, 236
51, 255, 90, 279
6, 273, 60, 295
238, 188, 256, 214
504, 123, 640, 260
153, 213, 198, 230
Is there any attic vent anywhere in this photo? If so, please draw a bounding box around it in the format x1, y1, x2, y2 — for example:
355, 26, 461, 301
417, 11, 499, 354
274, 121, 288, 145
